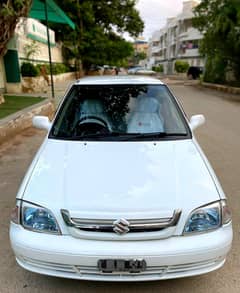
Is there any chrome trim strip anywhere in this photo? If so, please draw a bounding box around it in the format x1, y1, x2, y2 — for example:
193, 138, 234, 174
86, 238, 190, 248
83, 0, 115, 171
61, 209, 181, 233
20, 255, 224, 276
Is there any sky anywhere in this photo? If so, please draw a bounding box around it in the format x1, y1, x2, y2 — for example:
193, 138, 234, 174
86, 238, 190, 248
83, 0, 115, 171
136, 0, 186, 40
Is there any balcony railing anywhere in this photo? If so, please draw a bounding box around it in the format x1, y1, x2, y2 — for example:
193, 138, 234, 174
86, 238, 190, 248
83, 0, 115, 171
178, 48, 200, 57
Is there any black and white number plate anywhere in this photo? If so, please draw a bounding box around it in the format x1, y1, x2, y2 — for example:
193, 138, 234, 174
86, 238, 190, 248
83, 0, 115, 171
98, 259, 146, 273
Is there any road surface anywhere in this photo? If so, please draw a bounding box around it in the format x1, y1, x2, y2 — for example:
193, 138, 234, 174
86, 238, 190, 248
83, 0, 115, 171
0, 84, 239, 293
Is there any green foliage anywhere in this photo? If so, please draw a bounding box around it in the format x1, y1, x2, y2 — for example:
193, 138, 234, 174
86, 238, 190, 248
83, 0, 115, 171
51, 0, 144, 70
130, 51, 147, 66
24, 41, 40, 59
152, 65, 164, 73
199, 75, 203, 84
193, 0, 240, 82
136, 52, 147, 60
1, 0, 32, 17
0, 0, 32, 57
174, 60, 189, 73
78, 31, 134, 68
0, 95, 44, 119
52, 63, 70, 75
21, 62, 71, 77
203, 56, 227, 84
21, 62, 38, 77
116, 59, 129, 68
38, 63, 71, 75
35, 64, 47, 75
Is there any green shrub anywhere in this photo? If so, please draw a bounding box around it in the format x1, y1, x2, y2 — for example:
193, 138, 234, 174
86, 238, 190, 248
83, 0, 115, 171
52, 63, 69, 74
152, 64, 164, 73
203, 56, 227, 84
35, 63, 70, 75
35, 64, 49, 75
21, 62, 39, 77
174, 60, 189, 73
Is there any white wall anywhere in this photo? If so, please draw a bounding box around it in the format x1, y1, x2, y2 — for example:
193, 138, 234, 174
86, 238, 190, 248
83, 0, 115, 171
16, 18, 63, 64
17, 35, 63, 64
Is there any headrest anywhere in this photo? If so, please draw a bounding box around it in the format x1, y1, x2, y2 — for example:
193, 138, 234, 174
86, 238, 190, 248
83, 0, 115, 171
80, 99, 104, 115
135, 97, 160, 113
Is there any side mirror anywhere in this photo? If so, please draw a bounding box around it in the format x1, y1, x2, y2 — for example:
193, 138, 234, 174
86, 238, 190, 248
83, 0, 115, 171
32, 116, 52, 131
189, 114, 205, 131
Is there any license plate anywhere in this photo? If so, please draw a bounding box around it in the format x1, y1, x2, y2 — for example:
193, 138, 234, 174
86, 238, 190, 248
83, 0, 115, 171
98, 259, 146, 273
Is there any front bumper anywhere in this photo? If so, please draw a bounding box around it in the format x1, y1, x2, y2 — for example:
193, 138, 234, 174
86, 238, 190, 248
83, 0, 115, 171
10, 223, 232, 281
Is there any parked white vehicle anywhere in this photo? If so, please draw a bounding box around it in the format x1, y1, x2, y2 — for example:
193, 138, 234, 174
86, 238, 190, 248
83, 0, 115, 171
127, 66, 143, 74
10, 76, 232, 282
128, 67, 156, 76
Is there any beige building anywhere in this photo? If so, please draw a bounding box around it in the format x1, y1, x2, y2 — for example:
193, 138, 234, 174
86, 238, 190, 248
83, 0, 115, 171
133, 38, 149, 55
133, 37, 148, 67
148, 0, 204, 74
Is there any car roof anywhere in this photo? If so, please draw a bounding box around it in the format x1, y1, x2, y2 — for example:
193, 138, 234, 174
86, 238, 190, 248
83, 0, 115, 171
74, 75, 164, 85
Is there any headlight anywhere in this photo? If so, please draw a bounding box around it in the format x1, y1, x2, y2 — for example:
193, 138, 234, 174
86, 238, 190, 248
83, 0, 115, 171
184, 200, 232, 234
21, 201, 61, 234
184, 201, 221, 234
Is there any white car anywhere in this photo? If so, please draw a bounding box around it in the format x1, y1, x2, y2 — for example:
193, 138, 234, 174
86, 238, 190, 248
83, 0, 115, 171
10, 76, 232, 282
127, 66, 143, 74
135, 69, 156, 76
128, 67, 155, 76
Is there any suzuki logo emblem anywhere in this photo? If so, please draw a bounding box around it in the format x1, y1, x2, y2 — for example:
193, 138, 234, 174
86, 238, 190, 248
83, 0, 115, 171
113, 218, 130, 235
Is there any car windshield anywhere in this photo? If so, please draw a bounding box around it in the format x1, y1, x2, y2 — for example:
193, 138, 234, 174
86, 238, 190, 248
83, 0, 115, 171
50, 84, 189, 141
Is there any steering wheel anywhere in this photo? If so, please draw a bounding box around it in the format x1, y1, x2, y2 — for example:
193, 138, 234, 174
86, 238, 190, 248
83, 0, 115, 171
75, 116, 110, 136
78, 116, 108, 127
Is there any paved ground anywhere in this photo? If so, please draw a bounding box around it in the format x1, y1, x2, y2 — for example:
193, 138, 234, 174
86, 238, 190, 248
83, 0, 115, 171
0, 84, 239, 293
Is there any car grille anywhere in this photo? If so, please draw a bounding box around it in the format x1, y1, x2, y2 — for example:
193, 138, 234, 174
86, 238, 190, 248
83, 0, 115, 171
75, 259, 224, 276
19, 256, 225, 280
61, 209, 181, 234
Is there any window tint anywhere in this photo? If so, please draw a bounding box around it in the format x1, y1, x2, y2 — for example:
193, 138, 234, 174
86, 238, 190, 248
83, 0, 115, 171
50, 84, 189, 140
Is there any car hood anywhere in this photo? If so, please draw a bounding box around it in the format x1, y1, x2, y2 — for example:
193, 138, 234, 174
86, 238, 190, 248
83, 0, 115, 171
22, 139, 220, 219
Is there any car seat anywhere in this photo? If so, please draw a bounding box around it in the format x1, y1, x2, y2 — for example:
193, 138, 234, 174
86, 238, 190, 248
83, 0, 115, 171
127, 97, 164, 133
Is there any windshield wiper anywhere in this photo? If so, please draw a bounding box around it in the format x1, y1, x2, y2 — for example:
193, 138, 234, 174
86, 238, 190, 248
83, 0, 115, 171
53, 132, 188, 141
68, 132, 125, 140
120, 132, 188, 141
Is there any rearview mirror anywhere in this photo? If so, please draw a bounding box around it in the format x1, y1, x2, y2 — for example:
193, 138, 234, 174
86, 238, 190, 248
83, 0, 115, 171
32, 116, 52, 131
189, 114, 205, 131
